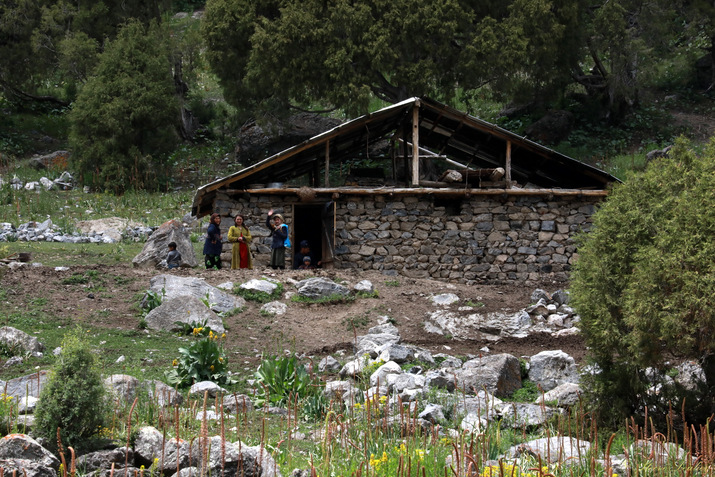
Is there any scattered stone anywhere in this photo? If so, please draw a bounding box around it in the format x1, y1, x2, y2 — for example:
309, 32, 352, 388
296, 277, 350, 299
353, 280, 375, 294
318, 356, 341, 373
261, 301, 287, 315
431, 293, 459, 305
241, 278, 279, 294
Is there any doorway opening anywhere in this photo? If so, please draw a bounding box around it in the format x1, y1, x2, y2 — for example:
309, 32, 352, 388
292, 204, 326, 269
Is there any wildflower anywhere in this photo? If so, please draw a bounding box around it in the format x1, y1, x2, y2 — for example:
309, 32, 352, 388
221, 333, 226, 339
415, 449, 425, 461
218, 357, 224, 363
210, 365, 215, 371
172, 359, 178, 367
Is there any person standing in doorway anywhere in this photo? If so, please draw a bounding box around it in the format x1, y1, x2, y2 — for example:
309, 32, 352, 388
266, 209, 288, 270
228, 214, 253, 269
203, 213, 223, 269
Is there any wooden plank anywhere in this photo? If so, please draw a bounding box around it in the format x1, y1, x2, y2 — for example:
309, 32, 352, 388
241, 186, 610, 197
506, 140, 512, 188
324, 139, 330, 187
411, 103, 420, 185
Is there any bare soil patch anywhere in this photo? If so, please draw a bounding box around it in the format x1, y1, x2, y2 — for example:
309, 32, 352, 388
0, 264, 586, 370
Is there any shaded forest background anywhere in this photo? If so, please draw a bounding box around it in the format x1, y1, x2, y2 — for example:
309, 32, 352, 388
1, 0, 713, 191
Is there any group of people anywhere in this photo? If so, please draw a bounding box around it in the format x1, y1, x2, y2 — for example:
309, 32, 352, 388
172, 210, 319, 271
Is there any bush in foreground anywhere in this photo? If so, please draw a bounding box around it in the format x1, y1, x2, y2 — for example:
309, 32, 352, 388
34, 327, 108, 452
571, 137, 715, 425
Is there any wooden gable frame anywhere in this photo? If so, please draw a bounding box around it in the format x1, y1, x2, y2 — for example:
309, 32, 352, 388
192, 97, 618, 217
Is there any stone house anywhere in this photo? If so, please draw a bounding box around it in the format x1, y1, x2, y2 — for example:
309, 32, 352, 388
192, 97, 618, 284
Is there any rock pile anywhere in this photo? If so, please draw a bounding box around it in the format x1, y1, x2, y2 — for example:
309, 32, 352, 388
0, 219, 155, 243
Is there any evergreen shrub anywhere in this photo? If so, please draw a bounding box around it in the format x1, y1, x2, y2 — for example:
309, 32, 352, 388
34, 327, 108, 452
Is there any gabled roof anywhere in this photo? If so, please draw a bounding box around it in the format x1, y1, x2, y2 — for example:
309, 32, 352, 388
193, 97, 618, 217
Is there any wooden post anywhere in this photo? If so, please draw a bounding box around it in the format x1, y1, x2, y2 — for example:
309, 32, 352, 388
411, 104, 420, 186
324, 139, 330, 187
505, 140, 512, 188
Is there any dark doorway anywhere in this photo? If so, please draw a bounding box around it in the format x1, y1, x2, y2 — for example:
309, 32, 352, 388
292, 204, 324, 269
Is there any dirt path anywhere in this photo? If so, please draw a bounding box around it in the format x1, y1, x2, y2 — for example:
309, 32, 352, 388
0, 264, 586, 369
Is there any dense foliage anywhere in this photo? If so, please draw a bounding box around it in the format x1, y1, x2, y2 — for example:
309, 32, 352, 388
571, 137, 715, 425
34, 327, 108, 452
200, 0, 713, 119
1, 0, 714, 190
0, 0, 164, 105
201, 0, 583, 115
68, 20, 179, 193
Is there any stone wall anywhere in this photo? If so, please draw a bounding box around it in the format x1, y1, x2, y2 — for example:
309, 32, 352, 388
210, 191, 600, 284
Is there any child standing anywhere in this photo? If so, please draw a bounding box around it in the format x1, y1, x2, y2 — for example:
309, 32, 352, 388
265, 209, 288, 270
166, 242, 182, 269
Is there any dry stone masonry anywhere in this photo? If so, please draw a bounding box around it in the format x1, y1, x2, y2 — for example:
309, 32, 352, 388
210, 191, 599, 285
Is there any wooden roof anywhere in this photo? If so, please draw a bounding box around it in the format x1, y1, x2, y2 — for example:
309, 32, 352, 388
192, 97, 618, 217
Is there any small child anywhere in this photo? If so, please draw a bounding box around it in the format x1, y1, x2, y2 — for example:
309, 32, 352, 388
166, 242, 182, 269
298, 255, 314, 270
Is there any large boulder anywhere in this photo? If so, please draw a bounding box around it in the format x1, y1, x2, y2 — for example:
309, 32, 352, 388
132, 220, 197, 268
528, 350, 579, 392
456, 354, 522, 397
144, 295, 225, 333
505, 436, 591, 462
0, 459, 57, 477
3, 371, 49, 399
0, 434, 59, 469
524, 110, 574, 145
0, 327, 44, 356
145, 274, 245, 313
495, 402, 565, 429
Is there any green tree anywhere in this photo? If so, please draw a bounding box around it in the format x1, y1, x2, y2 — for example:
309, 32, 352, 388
201, 0, 584, 115
0, 0, 164, 105
571, 137, 715, 425
34, 327, 109, 452
68, 19, 179, 192
574, 0, 714, 122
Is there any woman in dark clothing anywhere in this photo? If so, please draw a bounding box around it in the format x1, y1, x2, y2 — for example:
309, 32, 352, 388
265, 209, 288, 269
203, 213, 223, 269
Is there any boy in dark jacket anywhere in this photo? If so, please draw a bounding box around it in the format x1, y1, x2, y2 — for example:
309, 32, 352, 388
166, 242, 182, 269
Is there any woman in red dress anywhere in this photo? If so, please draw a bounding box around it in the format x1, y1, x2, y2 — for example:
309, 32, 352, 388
227, 215, 253, 269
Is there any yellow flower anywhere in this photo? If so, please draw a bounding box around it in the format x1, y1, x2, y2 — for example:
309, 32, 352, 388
210, 365, 215, 371
218, 357, 224, 363
172, 359, 178, 367
221, 333, 226, 339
